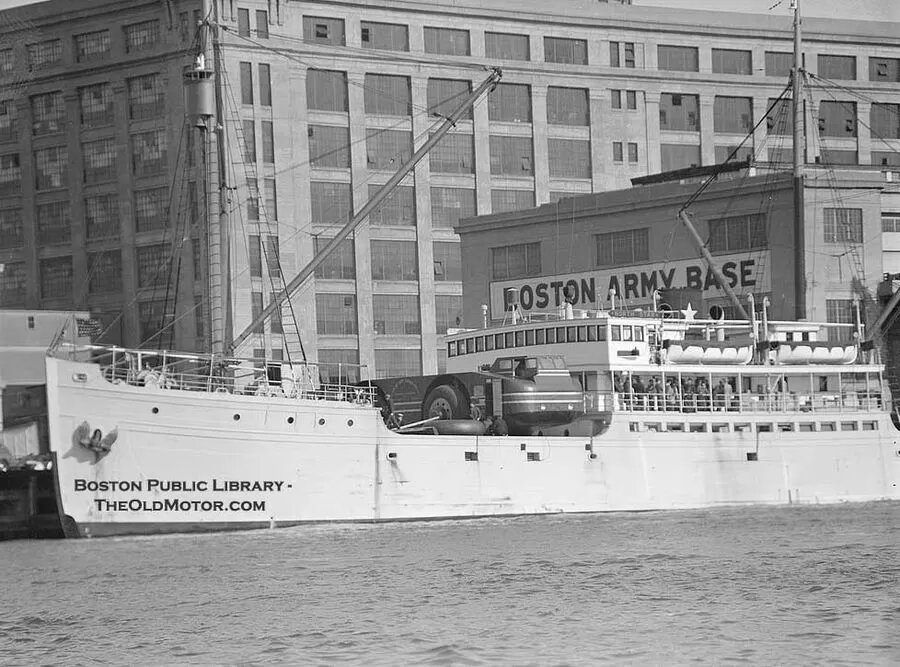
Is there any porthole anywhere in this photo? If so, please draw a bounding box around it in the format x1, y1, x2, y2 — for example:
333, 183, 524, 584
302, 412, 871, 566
287, 417, 294, 424
233, 414, 240, 421
347, 419, 354, 426
152, 407, 159, 414
318, 418, 325, 425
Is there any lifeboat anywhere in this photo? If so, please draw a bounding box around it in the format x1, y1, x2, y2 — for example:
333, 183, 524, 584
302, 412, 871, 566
663, 340, 753, 365
772, 341, 858, 365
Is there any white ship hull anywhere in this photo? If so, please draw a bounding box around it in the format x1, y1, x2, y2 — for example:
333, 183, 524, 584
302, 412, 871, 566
46, 357, 900, 537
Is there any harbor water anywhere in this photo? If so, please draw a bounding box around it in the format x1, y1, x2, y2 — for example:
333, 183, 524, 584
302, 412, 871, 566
3, 502, 898, 665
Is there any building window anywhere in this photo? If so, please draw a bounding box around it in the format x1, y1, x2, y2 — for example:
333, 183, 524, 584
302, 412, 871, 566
306, 69, 348, 111
424, 27, 470, 56
34, 146, 68, 190
27, 39, 62, 70
374, 349, 421, 378
427, 78, 472, 120
765, 51, 792, 77
0, 262, 26, 307
819, 149, 858, 166
138, 300, 172, 345
658, 45, 698, 72
373, 295, 420, 335
869, 57, 900, 82
825, 299, 856, 341
430, 132, 474, 174
0, 49, 13, 75
264, 177, 277, 220
766, 98, 793, 135
610, 41, 635, 68
596, 229, 648, 267
31, 91, 64, 136
248, 235, 262, 277
824, 208, 863, 243
40, 256, 72, 299
360, 21, 408, 51
314, 237, 355, 279
371, 240, 418, 281
544, 37, 587, 65
660, 93, 700, 131
83, 138, 117, 184
255, 10, 269, 38
124, 20, 160, 53
611, 90, 622, 109
882, 214, 900, 233
364, 74, 411, 116
239, 62, 253, 104
88, 250, 122, 294
74, 30, 110, 62
713, 96, 752, 133
0, 208, 23, 248
316, 294, 358, 335
310, 181, 352, 223
366, 129, 412, 169
303, 17, 345, 45
488, 83, 532, 122
491, 242, 541, 280
612, 141, 623, 162
369, 184, 415, 226
712, 48, 751, 75
308, 125, 349, 168
240, 120, 255, 163
85, 194, 120, 240
818, 100, 856, 137
318, 349, 360, 383
489, 136, 534, 175
0, 153, 21, 195
259, 64, 271, 106
37, 201, 70, 245
136, 244, 172, 288
547, 87, 588, 125
491, 189, 534, 213
485, 32, 529, 61
250, 292, 264, 333
628, 142, 639, 163
626, 91, 637, 109
237, 8, 251, 37
708, 213, 767, 253
433, 242, 462, 282
435, 295, 463, 334
431, 187, 475, 228
134, 187, 168, 232
660, 144, 701, 171
0, 99, 17, 141
715, 145, 753, 164
246, 177, 259, 220
131, 130, 166, 178
549, 139, 590, 178
269, 291, 282, 334
78, 83, 114, 127
818, 54, 856, 80
261, 121, 274, 164
871, 103, 900, 139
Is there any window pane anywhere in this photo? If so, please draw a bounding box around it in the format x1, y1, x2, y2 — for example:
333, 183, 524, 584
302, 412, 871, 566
364, 74, 411, 115
427, 78, 472, 120
658, 45, 698, 72
371, 240, 418, 280
489, 135, 533, 175
309, 125, 350, 168
488, 83, 531, 122
548, 139, 590, 178
316, 294, 358, 334
544, 37, 587, 65
491, 189, 534, 213
433, 242, 461, 281
360, 21, 409, 51
373, 294, 420, 334
310, 181, 352, 223
547, 87, 588, 125
485, 32, 529, 61
366, 129, 412, 169
306, 69, 348, 111
424, 27, 470, 56
431, 187, 475, 228
314, 237, 355, 279
368, 184, 415, 225
712, 49, 751, 75
430, 132, 474, 173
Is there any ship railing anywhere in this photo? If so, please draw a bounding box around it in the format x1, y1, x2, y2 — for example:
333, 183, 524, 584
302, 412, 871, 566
592, 390, 884, 415
52, 342, 378, 405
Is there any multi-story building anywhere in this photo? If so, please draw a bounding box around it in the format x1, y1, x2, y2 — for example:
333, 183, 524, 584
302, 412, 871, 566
1, 0, 899, 381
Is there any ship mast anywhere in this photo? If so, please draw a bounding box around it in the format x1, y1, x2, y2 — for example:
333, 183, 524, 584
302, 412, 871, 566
228, 68, 503, 355
184, 0, 229, 355
791, 0, 807, 319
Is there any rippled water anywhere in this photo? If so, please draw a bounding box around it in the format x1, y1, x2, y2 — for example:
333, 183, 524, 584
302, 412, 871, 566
3, 502, 899, 665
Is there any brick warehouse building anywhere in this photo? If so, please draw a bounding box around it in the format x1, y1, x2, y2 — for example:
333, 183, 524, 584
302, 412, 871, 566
0, 0, 899, 379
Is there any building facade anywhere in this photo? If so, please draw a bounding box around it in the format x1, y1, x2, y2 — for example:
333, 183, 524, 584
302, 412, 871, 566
1, 0, 899, 380
456, 167, 898, 350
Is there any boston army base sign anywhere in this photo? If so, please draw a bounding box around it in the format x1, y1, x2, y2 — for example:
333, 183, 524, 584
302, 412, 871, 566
489, 252, 770, 318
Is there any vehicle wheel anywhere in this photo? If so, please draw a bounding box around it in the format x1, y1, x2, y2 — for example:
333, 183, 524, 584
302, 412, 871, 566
423, 384, 467, 420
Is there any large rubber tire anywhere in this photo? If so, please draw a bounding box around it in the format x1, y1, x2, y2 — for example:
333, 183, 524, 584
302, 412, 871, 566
422, 384, 468, 420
